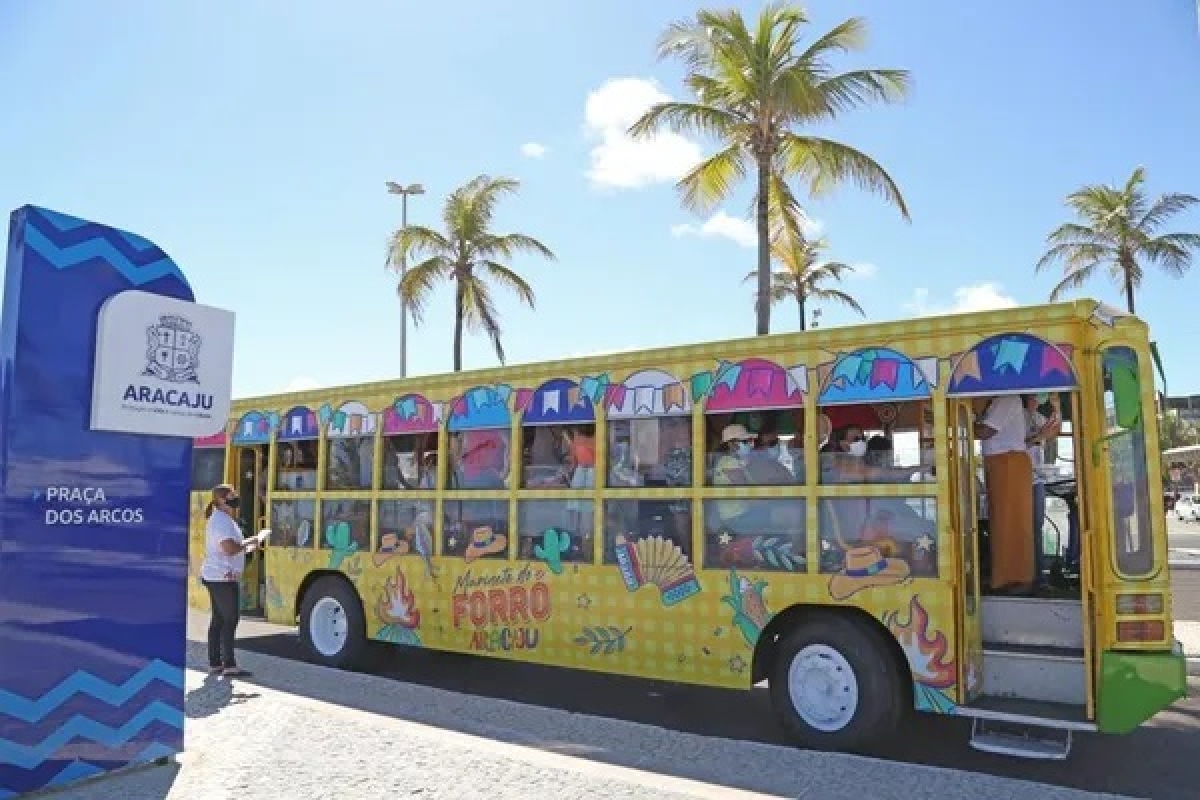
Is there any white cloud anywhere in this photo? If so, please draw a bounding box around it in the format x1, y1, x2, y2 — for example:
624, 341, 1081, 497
583, 77, 704, 189
520, 142, 547, 159
670, 211, 756, 248
904, 282, 1018, 317
279, 376, 321, 394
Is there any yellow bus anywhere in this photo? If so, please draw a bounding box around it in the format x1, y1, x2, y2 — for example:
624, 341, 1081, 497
187, 298, 1186, 759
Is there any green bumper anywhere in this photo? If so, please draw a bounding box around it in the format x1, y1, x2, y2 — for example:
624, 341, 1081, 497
1097, 642, 1189, 734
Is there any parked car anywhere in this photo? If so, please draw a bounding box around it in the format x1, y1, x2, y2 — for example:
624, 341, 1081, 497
1174, 494, 1200, 522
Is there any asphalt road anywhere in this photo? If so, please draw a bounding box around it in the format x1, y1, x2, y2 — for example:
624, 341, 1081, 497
226, 567, 1200, 800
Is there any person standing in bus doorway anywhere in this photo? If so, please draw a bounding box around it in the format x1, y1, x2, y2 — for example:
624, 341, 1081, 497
200, 484, 257, 677
974, 395, 1035, 595
1024, 393, 1061, 588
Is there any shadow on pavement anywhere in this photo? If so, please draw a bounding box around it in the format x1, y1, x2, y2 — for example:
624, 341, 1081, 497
210, 628, 1199, 800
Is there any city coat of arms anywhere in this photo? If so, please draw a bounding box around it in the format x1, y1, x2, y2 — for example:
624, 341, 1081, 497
143, 314, 201, 383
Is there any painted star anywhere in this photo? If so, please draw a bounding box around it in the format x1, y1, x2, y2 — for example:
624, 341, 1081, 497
712, 626, 724, 637
447, 536, 457, 549
915, 534, 934, 553
728, 655, 747, 674
718, 531, 732, 546
576, 594, 593, 610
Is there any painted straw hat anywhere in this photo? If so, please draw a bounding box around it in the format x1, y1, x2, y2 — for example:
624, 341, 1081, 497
827, 545, 912, 601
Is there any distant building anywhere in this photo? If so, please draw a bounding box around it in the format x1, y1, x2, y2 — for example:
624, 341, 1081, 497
1164, 394, 1200, 424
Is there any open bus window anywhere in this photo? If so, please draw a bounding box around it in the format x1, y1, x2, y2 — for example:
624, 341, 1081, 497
817, 496, 938, 578
520, 424, 571, 489
378, 500, 435, 560
191, 448, 225, 492
382, 433, 437, 490
601, 499, 693, 567
518, 500, 594, 563
606, 416, 692, 488
442, 499, 508, 559
319, 499, 371, 556
276, 440, 318, 491
447, 430, 510, 490
704, 408, 804, 487
819, 401, 931, 485
326, 436, 374, 490
271, 499, 316, 548
703, 498, 806, 571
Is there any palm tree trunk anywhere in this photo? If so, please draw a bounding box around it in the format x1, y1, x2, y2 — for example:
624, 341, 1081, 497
754, 157, 771, 336
1119, 250, 1137, 314
1124, 275, 1136, 315
452, 280, 465, 372
797, 292, 807, 332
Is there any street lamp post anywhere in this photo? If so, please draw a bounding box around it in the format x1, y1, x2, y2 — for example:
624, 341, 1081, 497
386, 181, 425, 379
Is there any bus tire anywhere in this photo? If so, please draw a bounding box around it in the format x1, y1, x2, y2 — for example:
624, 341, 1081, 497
769, 614, 903, 751
298, 576, 367, 670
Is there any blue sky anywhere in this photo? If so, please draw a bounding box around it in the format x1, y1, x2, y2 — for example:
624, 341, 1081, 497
3, 0, 1199, 398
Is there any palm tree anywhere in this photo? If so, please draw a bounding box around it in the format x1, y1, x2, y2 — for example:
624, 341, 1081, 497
744, 233, 864, 330
386, 175, 555, 372
1036, 167, 1200, 314
629, 2, 910, 336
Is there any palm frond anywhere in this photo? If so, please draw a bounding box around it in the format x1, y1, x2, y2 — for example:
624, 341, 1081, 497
481, 260, 537, 309
807, 69, 911, 119
809, 287, 865, 316
1137, 192, 1199, 233
459, 276, 506, 364
397, 256, 451, 324
778, 133, 910, 220
1048, 261, 1104, 301
1141, 235, 1200, 278
676, 144, 751, 213
387, 225, 453, 269
628, 101, 746, 141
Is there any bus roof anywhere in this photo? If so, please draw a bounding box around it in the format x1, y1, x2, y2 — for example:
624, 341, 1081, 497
231, 296, 1140, 412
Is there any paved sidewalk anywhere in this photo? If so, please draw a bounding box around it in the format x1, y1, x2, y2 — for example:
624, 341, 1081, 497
29, 633, 1136, 800
1176, 619, 1200, 676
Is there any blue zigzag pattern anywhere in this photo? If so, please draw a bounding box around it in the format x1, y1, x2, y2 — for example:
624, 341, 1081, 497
0, 660, 184, 724
0, 700, 183, 769
0, 743, 175, 799
20, 206, 191, 289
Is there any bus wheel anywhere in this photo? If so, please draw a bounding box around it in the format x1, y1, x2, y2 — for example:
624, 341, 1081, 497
769, 615, 903, 751
299, 576, 366, 670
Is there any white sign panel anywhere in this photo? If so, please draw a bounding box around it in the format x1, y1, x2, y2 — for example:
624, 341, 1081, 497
90, 290, 235, 437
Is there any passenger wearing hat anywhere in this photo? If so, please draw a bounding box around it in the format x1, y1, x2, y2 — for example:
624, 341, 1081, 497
712, 424, 770, 531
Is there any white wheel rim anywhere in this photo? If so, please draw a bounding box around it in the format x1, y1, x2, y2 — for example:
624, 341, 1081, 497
310, 596, 348, 657
787, 643, 859, 733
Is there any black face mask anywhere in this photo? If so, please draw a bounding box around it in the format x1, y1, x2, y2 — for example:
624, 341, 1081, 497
225, 496, 241, 511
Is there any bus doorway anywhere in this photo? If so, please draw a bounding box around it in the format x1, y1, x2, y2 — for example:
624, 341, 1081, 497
234, 444, 269, 616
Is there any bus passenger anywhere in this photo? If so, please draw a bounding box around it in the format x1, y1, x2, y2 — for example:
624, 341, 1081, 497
974, 394, 1034, 595
712, 424, 771, 532
565, 424, 596, 488
1025, 393, 1061, 587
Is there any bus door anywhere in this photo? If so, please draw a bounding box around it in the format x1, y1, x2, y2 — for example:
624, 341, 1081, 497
233, 444, 269, 615
950, 401, 985, 704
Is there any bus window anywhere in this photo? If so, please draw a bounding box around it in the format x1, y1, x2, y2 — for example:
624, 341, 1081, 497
817, 496, 938, 578
378, 500, 436, 560
704, 408, 804, 487
382, 432, 437, 490
191, 448, 225, 492
819, 401, 930, 485
520, 424, 579, 489
602, 499, 692, 565
319, 499, 371, 556
518, 500, 594, 563
442, 499, 508, 559
276, 440, 318, 491
1102, 346, 1155, 578
271, 499, 316, 548
326, 436, 375, 490
703, 497, 805, 571
448, 429, 510, 490
606, 416, 692, 489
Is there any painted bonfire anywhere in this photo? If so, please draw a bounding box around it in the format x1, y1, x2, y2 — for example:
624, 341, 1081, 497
883, 595, 956, 713
376, 568, 422, 646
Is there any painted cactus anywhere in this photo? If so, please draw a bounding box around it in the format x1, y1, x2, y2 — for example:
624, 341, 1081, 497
534, 527, 571, 575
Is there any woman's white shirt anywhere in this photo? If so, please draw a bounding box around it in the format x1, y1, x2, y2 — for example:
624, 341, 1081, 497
200, 509, 244, 582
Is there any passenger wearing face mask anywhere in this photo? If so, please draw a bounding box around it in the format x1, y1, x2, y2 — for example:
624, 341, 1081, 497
824, 425, 873, 483
200, 484, 259, 677
711, 424, 774, 536
747, 426, 798, 484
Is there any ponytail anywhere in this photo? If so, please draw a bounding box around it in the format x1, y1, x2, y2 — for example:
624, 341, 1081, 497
206, 483, 235, 519
204, 501, 215, 519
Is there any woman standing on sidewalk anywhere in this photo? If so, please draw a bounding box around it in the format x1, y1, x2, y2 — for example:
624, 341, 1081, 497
200, 484, 256, 677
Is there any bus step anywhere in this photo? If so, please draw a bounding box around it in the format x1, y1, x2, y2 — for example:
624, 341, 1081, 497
980, 595, 1083, 649
969, 717, 1073, 760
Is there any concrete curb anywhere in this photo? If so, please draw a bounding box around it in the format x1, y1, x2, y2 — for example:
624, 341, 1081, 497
1169, 559, 1200, 570
1188, 657, 1200, 677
